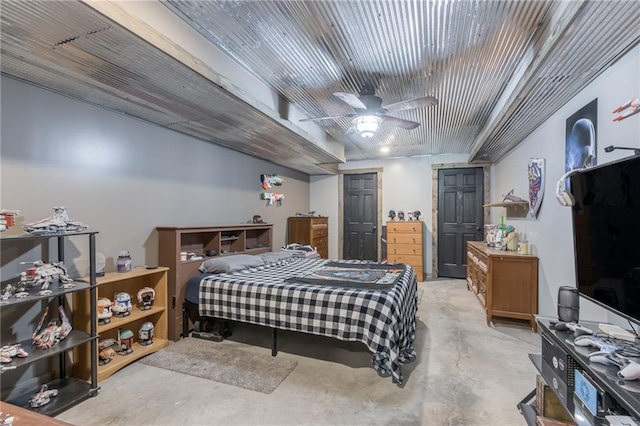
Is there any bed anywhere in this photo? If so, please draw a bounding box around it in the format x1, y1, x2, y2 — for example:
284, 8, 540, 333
182, 253, 418, 385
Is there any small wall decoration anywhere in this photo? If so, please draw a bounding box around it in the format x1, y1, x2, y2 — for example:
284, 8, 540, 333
261, 174, 284, 190
612, 97, 639, 121
528, 158, 545, 218
565, 98, 597, 176
261, 192, 284, 206
259, 174, 285, 206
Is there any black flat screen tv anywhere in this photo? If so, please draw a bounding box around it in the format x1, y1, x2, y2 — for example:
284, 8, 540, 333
570, 155, 640, 324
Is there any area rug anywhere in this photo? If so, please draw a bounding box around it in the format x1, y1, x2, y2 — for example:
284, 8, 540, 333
139, 337, 297, 394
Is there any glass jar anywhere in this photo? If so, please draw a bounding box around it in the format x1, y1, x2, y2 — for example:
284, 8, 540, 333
116, 250, 132, 273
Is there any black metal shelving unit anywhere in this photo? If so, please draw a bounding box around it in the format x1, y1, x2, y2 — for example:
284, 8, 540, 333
0, 230, 99, 416
520, 318, 640, 425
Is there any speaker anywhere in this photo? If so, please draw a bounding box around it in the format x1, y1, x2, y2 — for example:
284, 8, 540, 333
558, 286, 580, 323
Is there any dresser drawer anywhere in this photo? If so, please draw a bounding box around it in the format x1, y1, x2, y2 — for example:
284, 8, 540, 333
312, 237, 326, 248
387, 233, 422, 245
312, 227, 328, 238
311, 218, 328, 226
388, 254, 423, 266
317, 248, 328, 259
387, 221, 423, 234
387, 244, 421, 256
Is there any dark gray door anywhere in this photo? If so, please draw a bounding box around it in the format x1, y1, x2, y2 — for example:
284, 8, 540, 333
344, 173, 378, 260
438, 168, 484, 278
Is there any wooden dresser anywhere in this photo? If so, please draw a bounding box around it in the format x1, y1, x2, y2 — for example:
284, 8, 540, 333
287, 216, 328, 258
386, 220, 424, 281
466, 241, 538, 331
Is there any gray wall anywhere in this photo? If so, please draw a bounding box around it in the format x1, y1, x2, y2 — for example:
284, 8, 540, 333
1, 76, 311, 277
491, 44, 640, 327
310, 154, 469, 273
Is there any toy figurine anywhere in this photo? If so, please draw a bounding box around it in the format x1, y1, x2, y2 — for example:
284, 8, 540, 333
29, 384, 58, 408
97, 297, 114, 325
23, 206, 88, 234
98, 339, 116, 365
19, 260, 74, 296
612, 97, 640, 122
32, 306, 73, 350
112, 292, 132, 317
1, 284, 14, 300
0, 411, 15, 425
260, 174, 284, 190
139, 322, 154, 346
0, 209, 19, 233
0, 344, 28, 363
116, 329, 134, 355
137, 287, 155, 310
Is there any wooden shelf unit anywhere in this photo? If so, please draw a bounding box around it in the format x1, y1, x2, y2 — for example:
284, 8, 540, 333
386, 220, 424, 281
287, 217, 328, 259
483, 201, 529, 217
157, 224, 273, 341
466, 241, 538, 331
74, 267, 169, 382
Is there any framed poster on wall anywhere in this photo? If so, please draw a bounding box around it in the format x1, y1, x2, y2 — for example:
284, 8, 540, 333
565, 98, 598, 173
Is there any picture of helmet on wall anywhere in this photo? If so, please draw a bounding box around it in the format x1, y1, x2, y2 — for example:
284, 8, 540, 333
565, 98, 598, 182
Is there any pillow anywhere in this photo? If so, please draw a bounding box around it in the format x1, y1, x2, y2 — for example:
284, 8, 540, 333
259, 251, 296, 264
198, 254, 265, 273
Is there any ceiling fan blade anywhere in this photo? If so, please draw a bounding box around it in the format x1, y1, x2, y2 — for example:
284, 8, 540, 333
383, 95, 438, 113
299, 114, 355, 122
344, 126, 356, 136
333, 92, 367, 110
380, 115, 421, 130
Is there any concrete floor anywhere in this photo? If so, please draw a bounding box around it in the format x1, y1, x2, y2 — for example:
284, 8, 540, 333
57, 279, 540, 426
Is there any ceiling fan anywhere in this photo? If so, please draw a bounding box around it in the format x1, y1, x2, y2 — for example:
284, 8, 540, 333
300, 83, 438, 137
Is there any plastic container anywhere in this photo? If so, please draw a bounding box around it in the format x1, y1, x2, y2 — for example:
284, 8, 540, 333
116, 251, 132, 273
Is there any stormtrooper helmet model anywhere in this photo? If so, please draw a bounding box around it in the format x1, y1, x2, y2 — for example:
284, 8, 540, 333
97, 297, 114, 325
112, 292, 132, 317
137, 287, 155, 310
139, 322, 155, 346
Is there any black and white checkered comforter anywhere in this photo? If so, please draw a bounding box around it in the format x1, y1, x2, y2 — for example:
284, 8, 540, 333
199, 257, 418, 385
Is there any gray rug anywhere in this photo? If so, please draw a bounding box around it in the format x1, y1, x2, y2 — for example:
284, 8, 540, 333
139, 337, 297, 394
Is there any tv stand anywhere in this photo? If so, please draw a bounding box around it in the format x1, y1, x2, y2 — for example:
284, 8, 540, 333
519, 317, 640, 424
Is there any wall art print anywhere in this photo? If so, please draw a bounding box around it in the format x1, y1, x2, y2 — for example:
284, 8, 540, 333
565, 99, 598, 176
528, 158, 545, 218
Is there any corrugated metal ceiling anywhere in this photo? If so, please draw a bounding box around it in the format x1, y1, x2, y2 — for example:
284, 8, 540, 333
1, 1, 639, 173
163, 0, 640, 162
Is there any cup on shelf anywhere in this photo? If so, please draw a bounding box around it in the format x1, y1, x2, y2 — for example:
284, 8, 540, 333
518, 242, 529, 255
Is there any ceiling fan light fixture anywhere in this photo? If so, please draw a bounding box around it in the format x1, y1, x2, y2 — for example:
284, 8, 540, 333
354, 115, 381, 138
